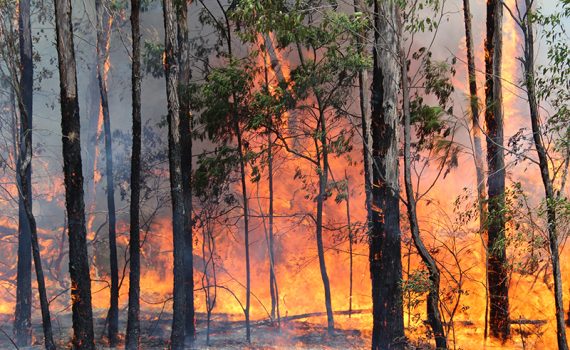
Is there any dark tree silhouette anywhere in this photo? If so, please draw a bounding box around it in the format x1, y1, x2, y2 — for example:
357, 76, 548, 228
125, 0, 142, 347
54, 0, 95, 348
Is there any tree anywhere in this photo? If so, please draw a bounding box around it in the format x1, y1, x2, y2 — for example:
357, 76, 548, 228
162, 0, 186, 347
54, 0, 95, 347
514, 1, 569, 348
484, 0, 510, 340
94, 0, 119, 344
13, 0, 32, 344
461, 0, 489, 338
370, 0, 405, 348
3, 1, 57, 347
194, 2, 254, 340
353, 0, 373, 229
125, 0, 142, 347
234, 2, 368, 335
176, 0, 196, 342
400, 44, 447, 350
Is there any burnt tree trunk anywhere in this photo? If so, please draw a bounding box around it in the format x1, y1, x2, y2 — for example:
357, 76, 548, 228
344, 172, 354, 317
484, 0, 510, 340
316, 111, 334, 333
54, 0, 95, 348
176, 0, 195, 342
521, 4, 568, 348
125, 0, 142, 347
235, 127, 252, 342
14, 0, 32, 345
400, 18, 446, 347
163, 0, 186, 347
268, 131, 280, 323
462, 0, 489, 338
17, 139, 56, 350
370, 0, 404, 348
95, 1, 119, 344
13, 2, 56, 348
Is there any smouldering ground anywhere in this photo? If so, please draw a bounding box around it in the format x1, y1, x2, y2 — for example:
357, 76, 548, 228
0, 311, 370, 349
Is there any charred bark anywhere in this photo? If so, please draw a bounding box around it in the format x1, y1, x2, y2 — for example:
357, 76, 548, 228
520, 4, 568, 348
94, 1, 119, 344
14, 2, 56, 348
345, 172, 354, 317
54, 0, 95, 348
163, 0, 186, 347
268, 131, 280, 323
484, 0, 510, 340
370, 0, 404, 348
176, 0, 195, 342
125, 0, 142, 348
316, 111, 335, 333
14, 0, 32, 344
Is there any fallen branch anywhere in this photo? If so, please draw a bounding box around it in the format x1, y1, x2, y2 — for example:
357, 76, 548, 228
510, 319, 547, 325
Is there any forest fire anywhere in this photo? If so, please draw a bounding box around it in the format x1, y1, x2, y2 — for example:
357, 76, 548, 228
0, 0, 568, 349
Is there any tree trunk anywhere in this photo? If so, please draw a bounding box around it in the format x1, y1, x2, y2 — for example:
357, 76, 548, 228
462, 0, 489, 338
54, 0, 95, 348
353, 0, 373, 229
14, 0, 32, 344
222, 12, 252, 341
14, 2, 57, 348
345, 171, 353, 317
316, 111, 335, 334
235, 125, 252, 343
268, 131, 280, 323
484, 0, 510, 340
176, 0, 195, 342
163, 0, 186, 347
94, 1, 119, 344
400, 17, 446, 347
521, 4, 568, 348
125, 0, 142, 347
370, 1, 404, 348
18, 155, 56, 350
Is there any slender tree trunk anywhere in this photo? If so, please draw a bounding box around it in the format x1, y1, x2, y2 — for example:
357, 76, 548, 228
94, 1, 119, 344
316, 111, 335, 334
222, 13, 251, 341
462, 0, 489, 339
268, 131, 280, 323
163, 0, 186, 348
54, 0, 95, 348
292, 43, 335, 335
345, 171, 354, 317
13, 2, 57, 348
521, 5, 568, 348
14, 0, 32, 344
260, 40, 280, 324
370, 1, 404, 348
176, 0, 195, 342
18, 161, 56, 350
125, 0, 142, 347
234, 125, 252, 342
484, 0, 510, 340
400, 19, 446, 347
353, 0, 372, 228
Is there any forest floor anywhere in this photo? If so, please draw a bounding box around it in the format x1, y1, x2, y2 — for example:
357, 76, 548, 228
0, 310, 372, 349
